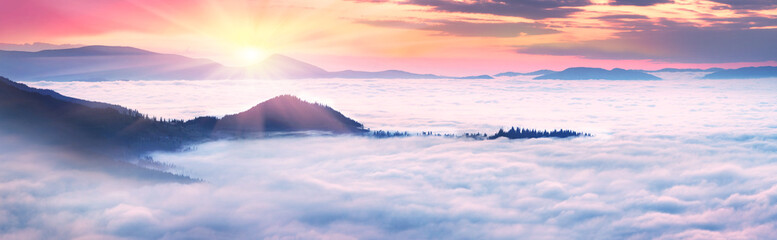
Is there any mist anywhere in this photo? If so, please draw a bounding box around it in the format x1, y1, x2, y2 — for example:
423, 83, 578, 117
3, 133, 777, 239
28, 75, 777, 135
2, 74, 776, 239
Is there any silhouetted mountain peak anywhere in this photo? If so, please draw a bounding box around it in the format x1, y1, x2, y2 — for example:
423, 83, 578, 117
260, 94, 307, 104
217, 95, 365, 133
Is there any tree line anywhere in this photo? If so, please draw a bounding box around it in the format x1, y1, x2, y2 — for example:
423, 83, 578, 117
367, 127, 590, 140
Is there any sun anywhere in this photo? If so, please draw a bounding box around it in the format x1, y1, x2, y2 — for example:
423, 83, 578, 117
236, 46, 269, 66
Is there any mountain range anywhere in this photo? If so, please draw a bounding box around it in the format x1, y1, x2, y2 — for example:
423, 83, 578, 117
0, 46, 487, 81
2, 45, 775, 81
497, 67, 777, 80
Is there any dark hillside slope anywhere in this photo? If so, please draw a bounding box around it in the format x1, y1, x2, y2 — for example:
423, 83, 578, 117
0, 76, 212, 155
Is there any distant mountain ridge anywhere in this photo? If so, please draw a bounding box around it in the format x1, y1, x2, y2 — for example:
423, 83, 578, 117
495, 70, 557, 77
34, 45, 155, 56
534, 67, 661, 80
4, 45, 774, 81
253, 54, 328, 79
0, 46, 484, 81
646, 67, 724, 73
0, 45, 227, 81
326, 70, 446, 79
702, 66, 777, 79
459, 75, 494, 79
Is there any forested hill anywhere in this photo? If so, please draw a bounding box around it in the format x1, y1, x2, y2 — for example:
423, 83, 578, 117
0, 76, 367, 157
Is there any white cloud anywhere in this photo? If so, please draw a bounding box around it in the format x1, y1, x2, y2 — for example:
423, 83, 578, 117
2, 132, 777, 239
3, 74, 777, 239
26, 75, 777, 135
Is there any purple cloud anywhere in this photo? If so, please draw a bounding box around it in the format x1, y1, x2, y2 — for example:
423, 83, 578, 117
352, 0, 592, 19
610, 0, 673, 6
518, 28, 777, 63
358, 20, 559, 37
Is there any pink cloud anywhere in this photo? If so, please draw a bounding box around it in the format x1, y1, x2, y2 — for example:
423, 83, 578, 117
0, 0, 194, 42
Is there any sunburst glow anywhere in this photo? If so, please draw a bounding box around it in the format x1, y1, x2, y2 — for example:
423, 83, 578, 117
236, 46, 269, 66
6, 0, 772, 74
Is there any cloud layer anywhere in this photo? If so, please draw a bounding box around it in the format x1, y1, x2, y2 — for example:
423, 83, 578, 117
27, 74, 777, 134
3, 131, 777, 239
5, 74, 777, 239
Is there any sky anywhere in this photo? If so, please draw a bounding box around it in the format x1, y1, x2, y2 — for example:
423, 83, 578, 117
1, 0, 776, 75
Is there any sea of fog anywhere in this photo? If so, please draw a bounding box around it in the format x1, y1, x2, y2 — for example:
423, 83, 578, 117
2, 74, 777, 239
